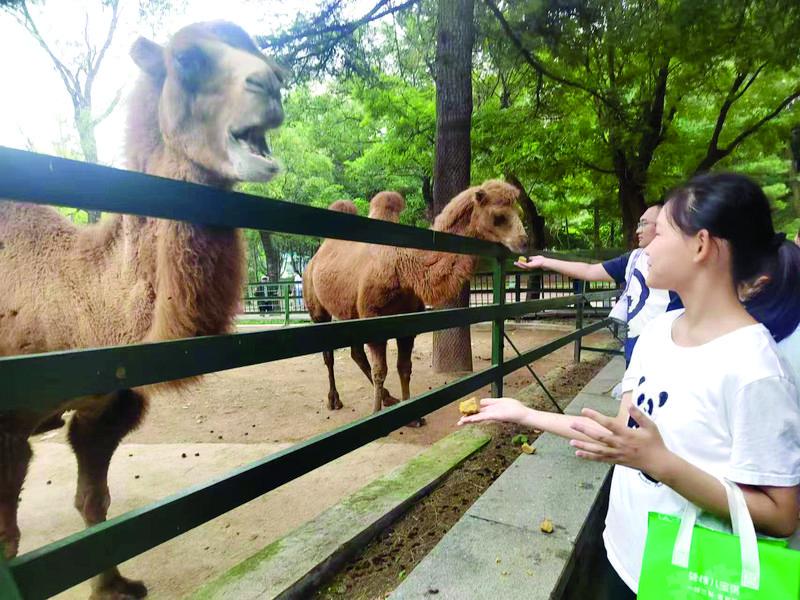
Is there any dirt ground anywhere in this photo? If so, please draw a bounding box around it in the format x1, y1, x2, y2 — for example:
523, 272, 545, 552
18, 320, 615, 599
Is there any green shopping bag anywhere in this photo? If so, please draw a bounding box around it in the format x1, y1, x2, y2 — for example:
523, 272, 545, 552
638, 479, 800, 599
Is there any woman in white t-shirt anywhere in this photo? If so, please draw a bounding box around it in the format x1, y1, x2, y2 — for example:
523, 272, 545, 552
459, 173, 800, 597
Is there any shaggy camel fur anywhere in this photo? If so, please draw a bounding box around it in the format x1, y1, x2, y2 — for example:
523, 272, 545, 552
0, 21, 283, 599
303, 182, 528, 422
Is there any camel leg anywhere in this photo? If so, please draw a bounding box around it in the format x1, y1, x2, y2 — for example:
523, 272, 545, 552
397, 336, 425, 428
0, 424, 33, 559
351, 345, 398, 407
367, 342, 389, 414
68, 390, 148, 600
323, 350, 343, 410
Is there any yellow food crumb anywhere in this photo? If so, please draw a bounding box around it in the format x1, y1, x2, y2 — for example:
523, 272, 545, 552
540, 519, 554, 534
527, 570, 534, 577
495, 557, 501, 564
459, 397, 480, 416
517, 256, 528, 263
520, 443, 536, 454
501, 571, 509, 576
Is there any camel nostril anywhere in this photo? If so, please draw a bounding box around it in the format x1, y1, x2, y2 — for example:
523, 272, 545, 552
245, 76, 267, 93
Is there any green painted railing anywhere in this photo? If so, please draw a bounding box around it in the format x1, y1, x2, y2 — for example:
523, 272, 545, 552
0, 147, 619, 599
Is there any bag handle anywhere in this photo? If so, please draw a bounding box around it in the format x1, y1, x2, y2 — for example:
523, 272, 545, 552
670, 478, 760, 590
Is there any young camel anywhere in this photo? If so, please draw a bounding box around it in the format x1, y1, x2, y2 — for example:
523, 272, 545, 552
303, 182, 528, 423
0, 22, 284, 599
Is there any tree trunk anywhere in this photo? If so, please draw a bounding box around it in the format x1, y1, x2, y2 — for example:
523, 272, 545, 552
506, 173, 545, 302
431, 0, 475, 373
790, 128, 800, 218
506, 173, 545, 250
617, 174, 647, 248
592, 200, 601, 255
259, 230, 282, 282
422, 175, 434, 220
75, 106, 102, 224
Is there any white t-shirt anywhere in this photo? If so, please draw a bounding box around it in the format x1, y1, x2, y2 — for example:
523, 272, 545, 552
604, 310, 800, 592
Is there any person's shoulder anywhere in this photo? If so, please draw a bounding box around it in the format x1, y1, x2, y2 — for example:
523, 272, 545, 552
601, 252, 631, 284
726, 324, 794, 386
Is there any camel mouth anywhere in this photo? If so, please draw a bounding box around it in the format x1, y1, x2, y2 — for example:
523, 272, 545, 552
230, 126, 271, 158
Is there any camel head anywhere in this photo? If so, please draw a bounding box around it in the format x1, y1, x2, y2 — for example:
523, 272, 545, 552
130, 21, 285, 183
434, 180, 528, 254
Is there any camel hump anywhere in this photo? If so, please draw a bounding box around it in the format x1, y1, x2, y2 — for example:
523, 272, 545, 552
368, 191, 405, 222
328, 200, 358, 214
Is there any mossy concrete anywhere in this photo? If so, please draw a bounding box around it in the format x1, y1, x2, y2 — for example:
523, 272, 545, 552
190, 426, 490, 600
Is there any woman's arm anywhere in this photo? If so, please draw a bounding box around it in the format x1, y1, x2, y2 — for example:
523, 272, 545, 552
658, 453, 799, 538
515, 256, 614, 283
571, 405, 800, 538
458, 392, 632, 444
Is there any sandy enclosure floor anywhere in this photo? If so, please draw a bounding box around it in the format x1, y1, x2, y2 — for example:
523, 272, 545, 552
17, 321, 615, 599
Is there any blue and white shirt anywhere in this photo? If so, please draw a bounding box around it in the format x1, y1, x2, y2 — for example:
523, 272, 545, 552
603, 249, 682, 366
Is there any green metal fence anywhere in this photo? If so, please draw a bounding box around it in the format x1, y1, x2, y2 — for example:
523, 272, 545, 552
0, 146, 619, 599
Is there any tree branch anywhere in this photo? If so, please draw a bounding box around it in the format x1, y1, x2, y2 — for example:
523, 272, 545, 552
706, 71, 748, 155
91, 87, 123, 127
695, 85, 800, 173
481, 0, 622, 117
12, 1, 79, 99
578, 156, 616, 174
85, 0, 120, 101
260, 0, 418, 52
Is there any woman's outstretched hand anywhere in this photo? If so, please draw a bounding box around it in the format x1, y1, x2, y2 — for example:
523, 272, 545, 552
514, 255, 547, 270
457, 397, 529, 427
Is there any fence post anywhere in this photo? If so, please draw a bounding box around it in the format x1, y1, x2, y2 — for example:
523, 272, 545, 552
283, 282, 290, 326
514, 273, 521, 303
573, 279, 585, 363
492, 259, 506, 397
0, 558, 22, 600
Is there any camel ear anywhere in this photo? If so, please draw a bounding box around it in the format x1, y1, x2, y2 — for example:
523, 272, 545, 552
474, 188, 489, 206
131, 37, 166, 80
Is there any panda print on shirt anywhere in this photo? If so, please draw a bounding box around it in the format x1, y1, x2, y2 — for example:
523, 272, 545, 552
627, 376, 669, 484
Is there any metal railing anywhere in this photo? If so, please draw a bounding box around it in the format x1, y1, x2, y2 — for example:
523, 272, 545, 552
243, 272, 617, 321
0, 146, 620, 599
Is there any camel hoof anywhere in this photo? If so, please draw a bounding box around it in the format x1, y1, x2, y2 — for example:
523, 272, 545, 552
405, 417, 426, 428
381, 394, 400, 407
90, 575, 148, 600
327, 393, 343, 410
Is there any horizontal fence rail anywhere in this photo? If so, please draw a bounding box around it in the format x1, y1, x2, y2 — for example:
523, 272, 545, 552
0, 147, 506, 257
0, 291, 617, 411
8, 317, 612, 599
0, 146, 623, 599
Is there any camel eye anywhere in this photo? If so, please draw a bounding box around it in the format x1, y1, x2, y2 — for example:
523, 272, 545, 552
493, 214, 507, 227
174, 47, 209, 90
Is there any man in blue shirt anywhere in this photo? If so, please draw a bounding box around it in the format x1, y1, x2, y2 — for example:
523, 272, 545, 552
516, 204, 682, 365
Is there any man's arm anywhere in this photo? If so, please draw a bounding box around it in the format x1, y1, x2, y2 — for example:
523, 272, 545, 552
516, 256, 615, 283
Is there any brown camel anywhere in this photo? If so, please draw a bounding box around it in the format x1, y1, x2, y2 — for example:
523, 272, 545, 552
0, 21, 284, 599
303, 182, 527, 423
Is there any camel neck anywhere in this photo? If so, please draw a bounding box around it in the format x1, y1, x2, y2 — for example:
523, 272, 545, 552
118, 76, 244, 341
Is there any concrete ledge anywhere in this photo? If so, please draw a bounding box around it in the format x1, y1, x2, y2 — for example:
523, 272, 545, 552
190, 427, 491, 600
391, 357, 625, 599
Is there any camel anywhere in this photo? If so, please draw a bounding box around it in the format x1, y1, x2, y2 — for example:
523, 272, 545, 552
303, 182, 528, 423
0, 21, 284, 599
